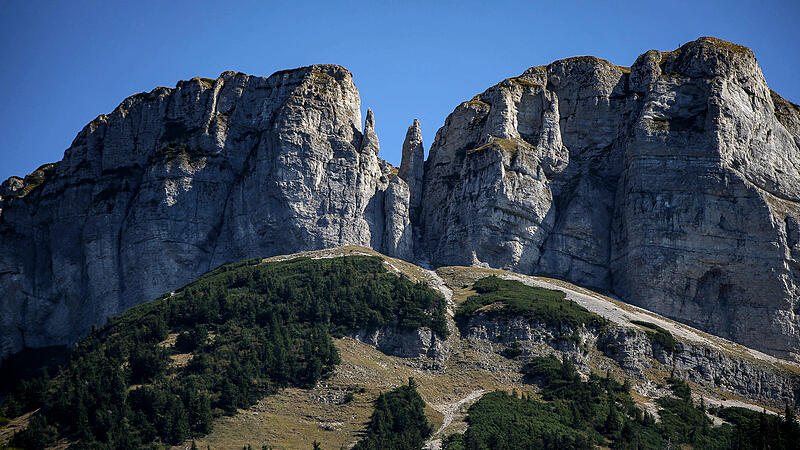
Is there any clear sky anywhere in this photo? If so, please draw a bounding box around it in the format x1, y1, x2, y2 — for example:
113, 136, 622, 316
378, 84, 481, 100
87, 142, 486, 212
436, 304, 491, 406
1, 0, 798, 182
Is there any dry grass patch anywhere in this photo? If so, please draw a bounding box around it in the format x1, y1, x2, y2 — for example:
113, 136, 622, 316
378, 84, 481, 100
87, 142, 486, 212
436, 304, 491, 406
184, 333, 534, 449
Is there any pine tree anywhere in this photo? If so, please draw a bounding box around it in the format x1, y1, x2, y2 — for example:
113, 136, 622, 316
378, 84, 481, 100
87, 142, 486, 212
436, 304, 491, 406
353, 378, 432, 450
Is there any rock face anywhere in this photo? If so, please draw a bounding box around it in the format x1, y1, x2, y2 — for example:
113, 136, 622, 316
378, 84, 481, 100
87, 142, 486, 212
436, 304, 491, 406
0, 66, 398, 359
421, 37, 800, 359
352, 325, 447, 360
465, 314, 800, 408
3, 37, 800, 361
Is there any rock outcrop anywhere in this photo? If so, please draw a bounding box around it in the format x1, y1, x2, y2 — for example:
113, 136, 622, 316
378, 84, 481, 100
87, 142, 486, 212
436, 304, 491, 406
3, 37, 800, 362
464, 314, 800, 409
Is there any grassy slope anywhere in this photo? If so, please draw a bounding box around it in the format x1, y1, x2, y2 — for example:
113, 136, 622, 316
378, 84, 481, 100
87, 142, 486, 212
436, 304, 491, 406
189, 247, 800, 448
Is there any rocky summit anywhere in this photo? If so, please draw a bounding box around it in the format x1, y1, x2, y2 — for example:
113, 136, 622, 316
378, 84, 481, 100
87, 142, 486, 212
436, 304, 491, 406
2, 37, 800, 362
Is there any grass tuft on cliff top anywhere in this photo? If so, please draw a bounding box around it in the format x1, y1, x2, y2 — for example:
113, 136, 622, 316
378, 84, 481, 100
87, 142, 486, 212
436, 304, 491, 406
467, 137, 522, 157
8, 162, 60, 198
696, 36, 751, 54
631, 320, 679, 353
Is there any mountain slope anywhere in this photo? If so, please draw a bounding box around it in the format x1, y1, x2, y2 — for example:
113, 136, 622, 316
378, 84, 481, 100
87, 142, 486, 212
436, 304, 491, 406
3, 246, 797, 449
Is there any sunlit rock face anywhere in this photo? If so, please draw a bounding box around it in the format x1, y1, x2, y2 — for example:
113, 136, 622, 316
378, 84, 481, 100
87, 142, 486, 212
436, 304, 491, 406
0, 65, 401, 359
3, 37, 800, 361
420, 37, 800, 359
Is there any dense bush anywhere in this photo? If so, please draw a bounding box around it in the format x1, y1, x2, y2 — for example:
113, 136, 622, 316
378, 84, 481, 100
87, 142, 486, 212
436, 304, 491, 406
175, 324, 208, 353
5, 255, 447, 448
455, 276, 607, 330
500, 341, 523, 359
352, 378, 432, 450
445, 390, 594, 449
630, 320, 679, 353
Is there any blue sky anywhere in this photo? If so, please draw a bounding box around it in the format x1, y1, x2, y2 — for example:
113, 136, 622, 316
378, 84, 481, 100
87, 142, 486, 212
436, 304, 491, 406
1, 0, 798, 181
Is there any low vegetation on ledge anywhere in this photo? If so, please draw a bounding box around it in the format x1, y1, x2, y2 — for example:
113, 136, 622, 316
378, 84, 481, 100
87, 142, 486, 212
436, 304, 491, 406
455, 276, 608, 330
631, 320, 679, 354
5, 162, 59, 198
466, 137, 523, 157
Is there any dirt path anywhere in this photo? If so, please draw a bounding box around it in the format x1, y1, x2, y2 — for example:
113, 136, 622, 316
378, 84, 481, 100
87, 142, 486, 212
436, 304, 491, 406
435, 389, 485, 436
424, 389, 486, 449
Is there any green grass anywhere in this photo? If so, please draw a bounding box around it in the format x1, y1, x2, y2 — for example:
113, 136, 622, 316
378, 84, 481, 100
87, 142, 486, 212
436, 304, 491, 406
455, 276, 607, 330
9, 162, 59, 198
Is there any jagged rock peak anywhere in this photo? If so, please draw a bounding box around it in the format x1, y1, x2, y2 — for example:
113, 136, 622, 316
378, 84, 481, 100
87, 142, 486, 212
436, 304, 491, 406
421, 36, 800, 360
360, 108, 380, 154
398, 119, 424, 218
399, 119, 423, 181
365, 108, 375, 131
0, 62, 378, 361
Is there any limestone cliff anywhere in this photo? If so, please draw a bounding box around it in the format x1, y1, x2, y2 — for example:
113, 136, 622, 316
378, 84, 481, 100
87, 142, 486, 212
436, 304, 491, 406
3, 37, 800, 362
0, 65, 403, 359
421, 37, 800, 359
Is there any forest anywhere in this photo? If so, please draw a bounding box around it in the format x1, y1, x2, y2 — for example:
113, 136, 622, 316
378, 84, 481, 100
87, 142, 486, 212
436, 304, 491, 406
3, 257, 798, 449
443, 355, 800, 449
2, 255, 447, 449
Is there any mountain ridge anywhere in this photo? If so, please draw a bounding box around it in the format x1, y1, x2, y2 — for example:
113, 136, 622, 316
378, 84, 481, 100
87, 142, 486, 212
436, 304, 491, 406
2, 37, 800, 363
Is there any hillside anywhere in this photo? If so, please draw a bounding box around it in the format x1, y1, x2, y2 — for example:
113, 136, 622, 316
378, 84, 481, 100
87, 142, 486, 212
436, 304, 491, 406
3, 37, 800, 362
2, 246, 799, 449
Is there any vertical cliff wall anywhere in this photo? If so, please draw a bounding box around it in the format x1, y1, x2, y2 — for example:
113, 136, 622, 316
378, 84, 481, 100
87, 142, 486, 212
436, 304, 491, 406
0, 65, 422, 359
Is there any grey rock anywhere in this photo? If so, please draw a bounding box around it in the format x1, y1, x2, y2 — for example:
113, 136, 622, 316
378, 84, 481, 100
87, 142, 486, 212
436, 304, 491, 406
469, 316, 799, 409
0, 177, 24, 197
462, 314, 598, 371
399, 119, 425, 219
597, 326, 800, 408
420, 37, 800, 360
382, 176, 414, 260
0, 66, 402, 360
352, 326, 447, 360
4, 37, 800, 364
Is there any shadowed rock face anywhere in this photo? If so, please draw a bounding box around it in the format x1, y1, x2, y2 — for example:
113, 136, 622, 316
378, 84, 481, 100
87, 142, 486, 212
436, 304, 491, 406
2, 37, 800, 361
